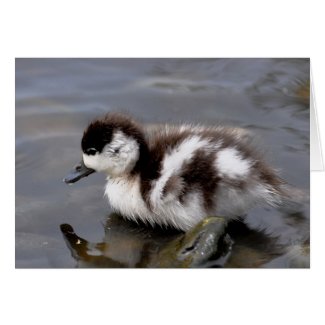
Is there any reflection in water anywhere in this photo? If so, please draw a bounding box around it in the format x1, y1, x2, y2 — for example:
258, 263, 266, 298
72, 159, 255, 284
60, 214, 232, 268
60, 213, 309, 268
15, 58, 310, 268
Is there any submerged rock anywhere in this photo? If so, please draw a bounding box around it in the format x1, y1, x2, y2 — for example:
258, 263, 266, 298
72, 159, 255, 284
149, 217, 232, 268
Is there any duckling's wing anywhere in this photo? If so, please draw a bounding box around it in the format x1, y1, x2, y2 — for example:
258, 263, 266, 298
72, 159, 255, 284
160, 175, 185, 204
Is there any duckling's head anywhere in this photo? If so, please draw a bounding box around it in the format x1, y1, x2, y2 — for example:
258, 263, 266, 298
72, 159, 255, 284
64, 113, 147, 183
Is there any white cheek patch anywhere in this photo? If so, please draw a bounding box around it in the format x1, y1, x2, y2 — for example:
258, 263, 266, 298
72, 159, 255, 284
107, 131, 139, 175
83, 130, 140, 176
108, 131, 130, 152
83, 153, 105, 171
216, 147, 252, 179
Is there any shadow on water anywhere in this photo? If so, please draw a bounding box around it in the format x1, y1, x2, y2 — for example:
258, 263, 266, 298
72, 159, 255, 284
15, 58, 310, 268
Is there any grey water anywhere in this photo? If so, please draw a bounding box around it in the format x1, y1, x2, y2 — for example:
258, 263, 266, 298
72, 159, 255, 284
15, 58, 310, 268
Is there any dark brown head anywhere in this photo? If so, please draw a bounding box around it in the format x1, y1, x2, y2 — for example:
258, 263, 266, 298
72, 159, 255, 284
64, 113, 147, 183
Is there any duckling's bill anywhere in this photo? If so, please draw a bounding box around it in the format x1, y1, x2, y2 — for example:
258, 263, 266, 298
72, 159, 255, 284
64, 160, 95, 184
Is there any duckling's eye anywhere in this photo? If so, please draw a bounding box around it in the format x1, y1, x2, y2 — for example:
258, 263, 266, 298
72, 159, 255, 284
85, 148, 97, 155
113, 148, 120, 154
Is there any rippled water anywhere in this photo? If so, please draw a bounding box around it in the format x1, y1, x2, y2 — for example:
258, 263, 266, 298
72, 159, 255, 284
15, 58, 310, 268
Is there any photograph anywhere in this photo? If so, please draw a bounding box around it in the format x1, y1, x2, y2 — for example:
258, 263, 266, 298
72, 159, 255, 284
15, 58, 310, 268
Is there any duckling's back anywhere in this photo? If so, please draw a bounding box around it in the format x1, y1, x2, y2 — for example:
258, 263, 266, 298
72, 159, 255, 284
137, 124, 285, 230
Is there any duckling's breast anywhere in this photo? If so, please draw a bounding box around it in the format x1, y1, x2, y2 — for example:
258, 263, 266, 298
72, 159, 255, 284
105, 175, 151, 223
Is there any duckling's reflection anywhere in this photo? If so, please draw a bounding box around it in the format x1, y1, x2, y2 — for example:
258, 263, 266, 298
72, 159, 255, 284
60, 214, 232, 268
60, 213, 309, 268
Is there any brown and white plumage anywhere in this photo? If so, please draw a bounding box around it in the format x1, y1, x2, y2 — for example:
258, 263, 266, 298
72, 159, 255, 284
65, 112, 286, 231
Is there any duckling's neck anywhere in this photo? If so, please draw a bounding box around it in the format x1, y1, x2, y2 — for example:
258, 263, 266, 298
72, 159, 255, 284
130, 140, 151, 176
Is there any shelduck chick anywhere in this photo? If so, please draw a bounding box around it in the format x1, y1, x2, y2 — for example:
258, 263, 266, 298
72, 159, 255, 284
64, 113, 286, 231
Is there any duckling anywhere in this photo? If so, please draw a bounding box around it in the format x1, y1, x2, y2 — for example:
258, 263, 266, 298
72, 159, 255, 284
64, 112, 286, 231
